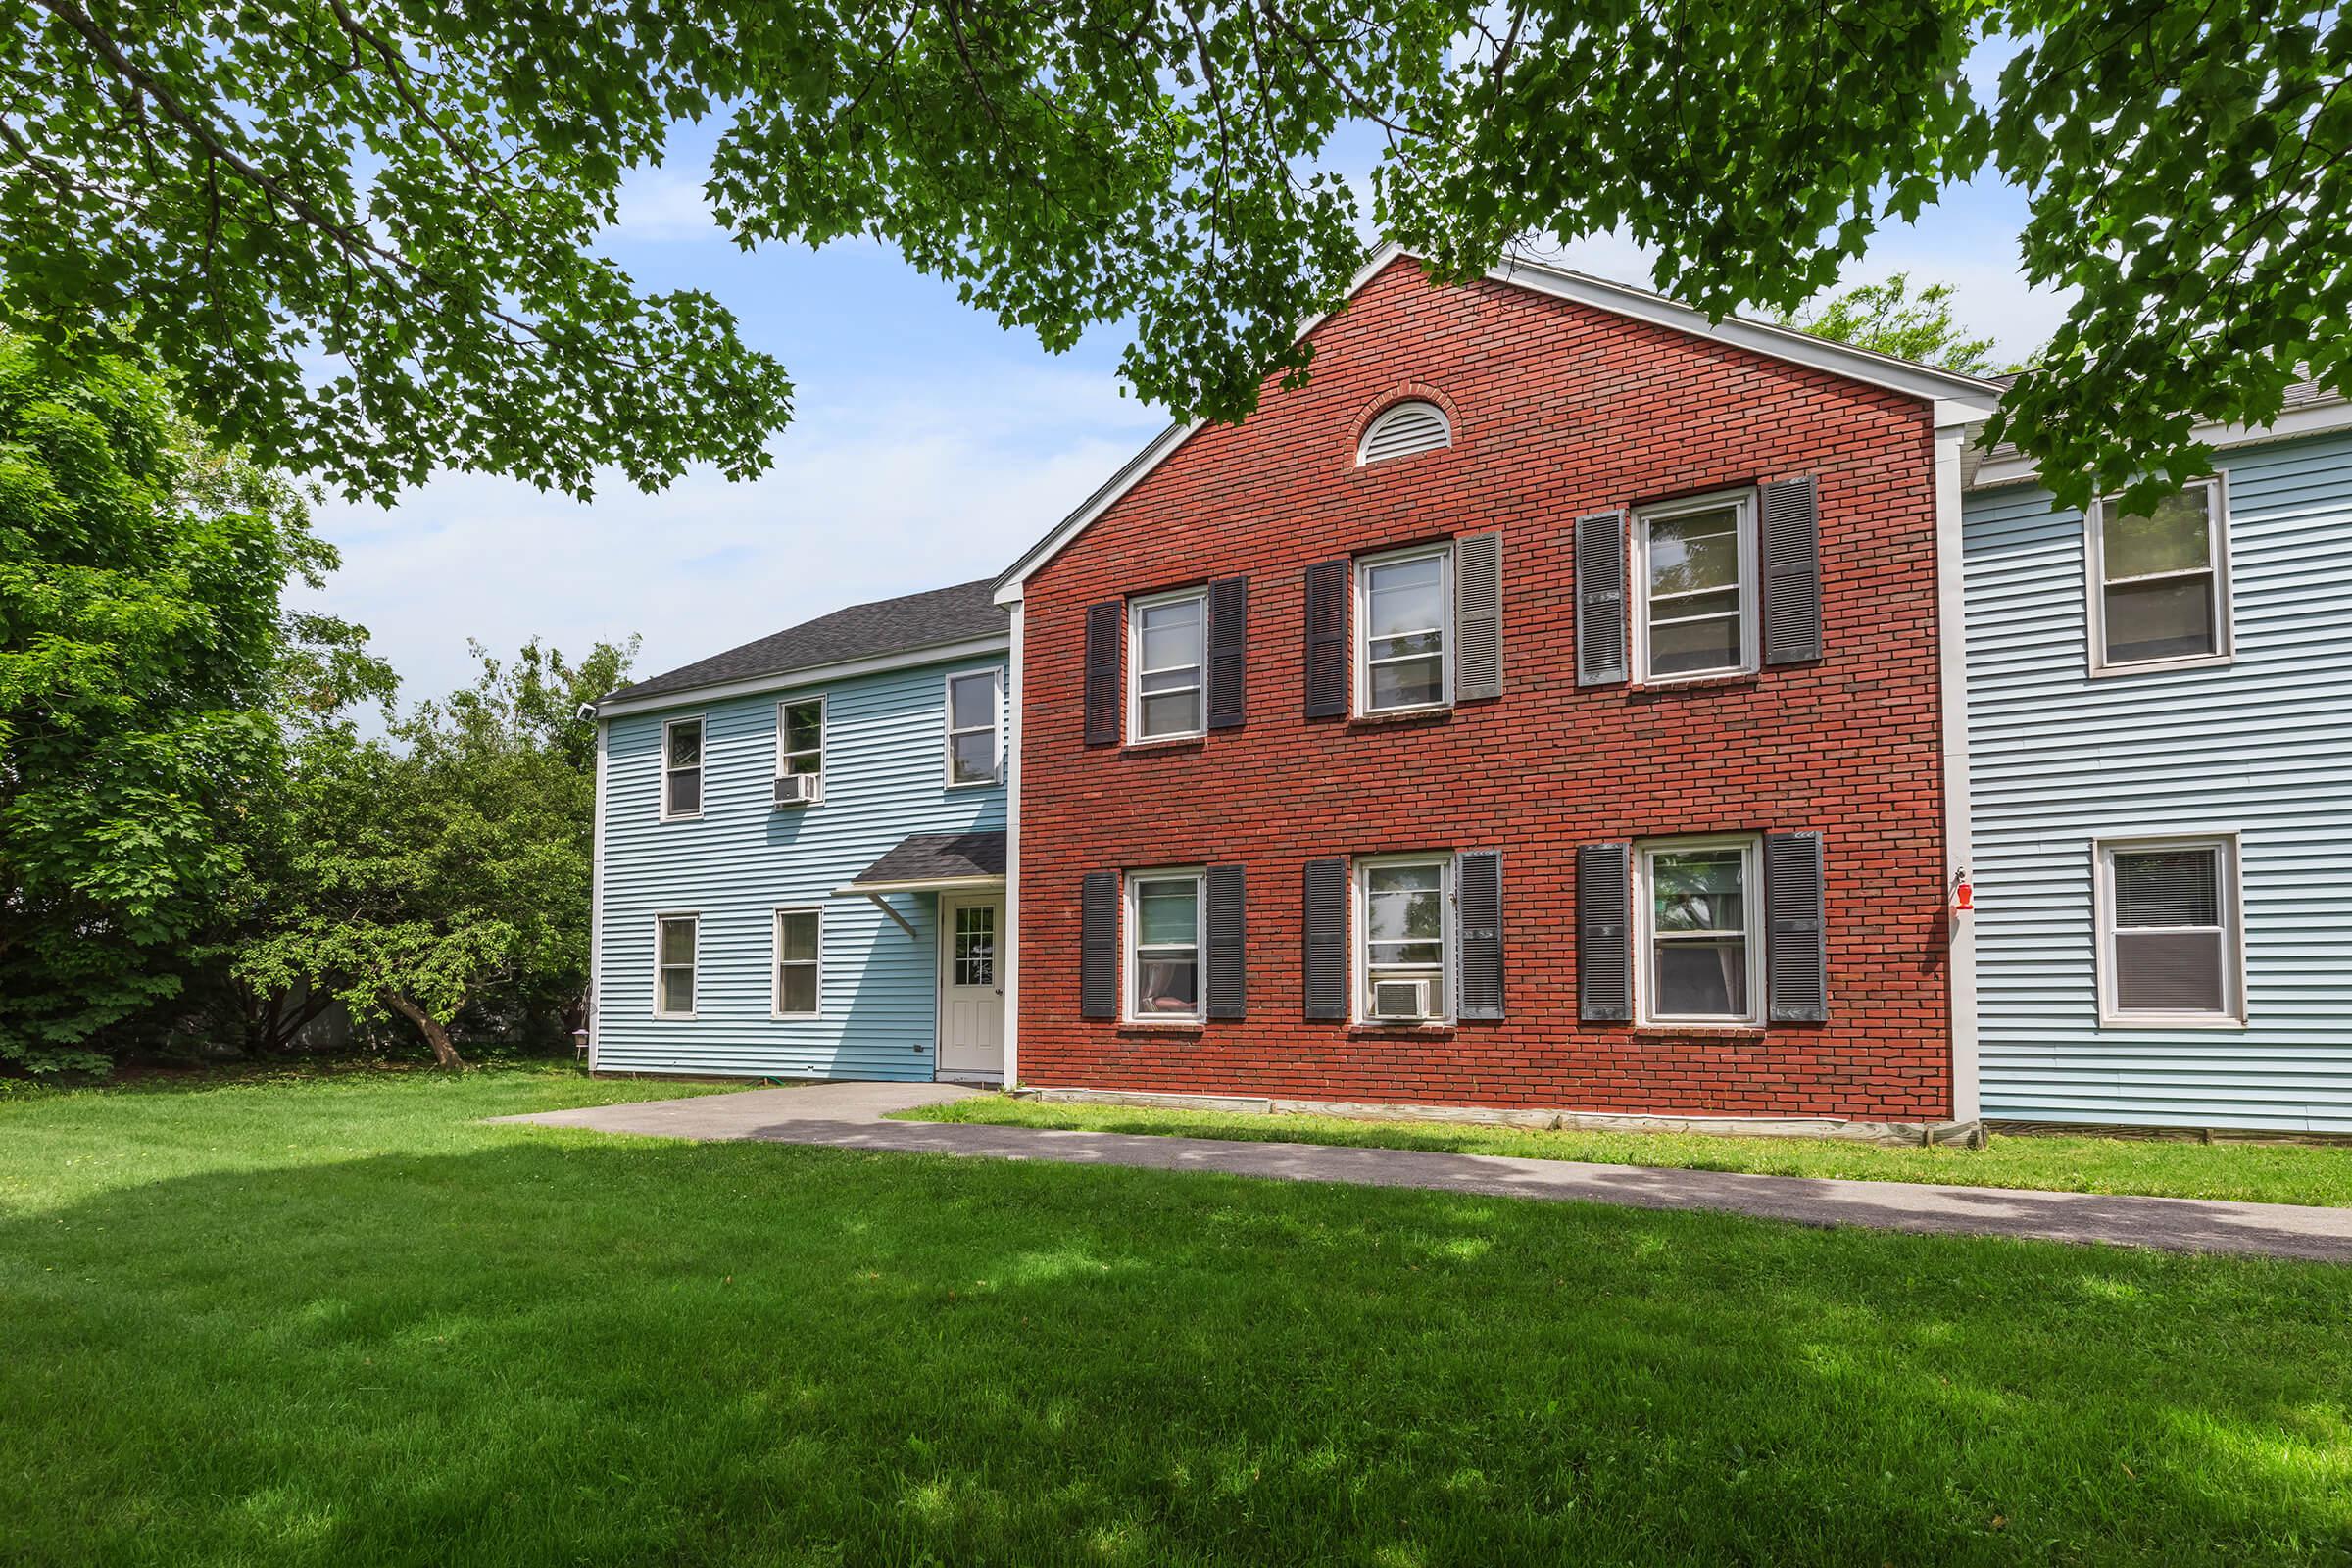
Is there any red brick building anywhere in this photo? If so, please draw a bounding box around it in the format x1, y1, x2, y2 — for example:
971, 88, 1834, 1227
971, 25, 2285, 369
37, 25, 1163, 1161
994, 250, 1996, 1124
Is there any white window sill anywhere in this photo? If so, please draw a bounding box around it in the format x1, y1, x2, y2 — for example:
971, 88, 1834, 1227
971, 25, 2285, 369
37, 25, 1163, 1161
659, 814, 705, 824
771, 1013, 822, 1023
653, 1014, 698, 1022
1632, 668, 1759, 692
1351, 705, 1452, 724
2088, 653, 2234, 679
944, 778, 1001, 790
2097, 1012, 2247, 1030
1350, 1019, 1454, 1033
1123, 733, 1204, 751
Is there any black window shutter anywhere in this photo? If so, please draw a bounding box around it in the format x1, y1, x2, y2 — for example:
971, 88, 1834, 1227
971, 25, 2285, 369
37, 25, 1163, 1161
1079, 870, 1118, 1018
1456, 850, 1504, 1020
1762, 476, 1823, 665
1453, 531, 1502, 700
1302, 560, 1349, 719
1577, 842, 1632, 1021
1083, 601, 1122, 746
1575, 511, 1628, 686
1205, 863, 1247, 1018
1765, 830, 1830, 1021
1206, 576, 1248, 730
1301, 857, 1348, 1020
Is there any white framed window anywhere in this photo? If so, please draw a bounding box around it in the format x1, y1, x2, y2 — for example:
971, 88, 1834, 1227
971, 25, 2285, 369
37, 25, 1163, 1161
2088, 476, 2232, 674
952, 903, 998, 988
1125, 868, 1203, 1021
1128, 590, 1206, 742
944, 668, 1003, 785
654, 913, 699, 1017
1357, 400, 1452, 465
1356, 855, 1451, 1023
1355, 545, 1452, 713
770, 907, 821, 1017
777, 696, 824, 800
1634, 490, 1757, 682
1634, 835, 1764, 1025
661, 717, 705, 819
2095, 835, 2244, 1026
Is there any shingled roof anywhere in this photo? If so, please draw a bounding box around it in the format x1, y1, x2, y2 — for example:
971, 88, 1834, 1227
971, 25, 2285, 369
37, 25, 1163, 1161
608, 578, 1007, 706
1976, 373, 2339, 463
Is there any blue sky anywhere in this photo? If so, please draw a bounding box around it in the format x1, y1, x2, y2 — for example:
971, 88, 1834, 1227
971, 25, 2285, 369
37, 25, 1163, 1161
306, 98, 2070, 707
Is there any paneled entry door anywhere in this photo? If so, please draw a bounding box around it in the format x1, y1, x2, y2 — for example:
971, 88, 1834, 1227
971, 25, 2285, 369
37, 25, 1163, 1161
938, 895, 1005, 1081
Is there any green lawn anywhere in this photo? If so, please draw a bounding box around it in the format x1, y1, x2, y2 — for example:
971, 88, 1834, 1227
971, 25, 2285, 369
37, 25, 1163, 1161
4, 1069, 2349, 1566
898, 1094, 2352, 1206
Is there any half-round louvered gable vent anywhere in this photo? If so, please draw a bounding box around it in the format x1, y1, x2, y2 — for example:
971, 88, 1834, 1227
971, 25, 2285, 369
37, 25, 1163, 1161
1356, 400, 1452, 466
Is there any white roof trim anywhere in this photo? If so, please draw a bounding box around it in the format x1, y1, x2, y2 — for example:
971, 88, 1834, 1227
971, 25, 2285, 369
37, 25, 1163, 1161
598, 633, 1009, 718
1969, 394, 2352, 490
833, 874, 1006, 895
995, 242, 2003, 597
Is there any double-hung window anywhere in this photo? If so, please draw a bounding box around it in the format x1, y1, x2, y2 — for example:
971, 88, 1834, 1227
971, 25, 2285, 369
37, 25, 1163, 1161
2090, 478, 2230, 671
773, 908, 821, 1017
1358, 856, 1451, 1022
778, 698, 823, 797
662, 717, 704, 818
945, 669, 1003, 784
1357, 546, 1451, 712
1126, 870, 1202, 1019
1635, 836, 1763, 1024
1635, 491, 1756, 681
2097, 836, 2242, 1024
1129, 591, 1206, 741
654, 914, 698, 1017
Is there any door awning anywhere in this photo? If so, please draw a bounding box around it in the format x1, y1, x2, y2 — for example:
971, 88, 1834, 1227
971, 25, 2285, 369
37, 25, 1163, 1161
837, 831, 1006, 939
835, 830, 1007, 896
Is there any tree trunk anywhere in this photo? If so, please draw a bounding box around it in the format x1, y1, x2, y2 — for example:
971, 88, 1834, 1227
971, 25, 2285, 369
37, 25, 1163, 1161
384, 991, 466, 1068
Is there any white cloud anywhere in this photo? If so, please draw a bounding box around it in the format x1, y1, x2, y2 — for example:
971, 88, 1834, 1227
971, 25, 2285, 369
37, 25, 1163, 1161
607, 166, 719, 244
303, 362, 1158, 706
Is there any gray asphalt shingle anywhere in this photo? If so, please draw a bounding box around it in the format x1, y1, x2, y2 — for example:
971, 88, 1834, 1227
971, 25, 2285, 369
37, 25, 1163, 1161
608, 578, 1006, 705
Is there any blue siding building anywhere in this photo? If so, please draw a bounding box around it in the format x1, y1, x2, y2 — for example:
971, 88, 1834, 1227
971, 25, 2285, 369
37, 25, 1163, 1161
590, 581, 1012, 1082
1962, 394, 2352, 1132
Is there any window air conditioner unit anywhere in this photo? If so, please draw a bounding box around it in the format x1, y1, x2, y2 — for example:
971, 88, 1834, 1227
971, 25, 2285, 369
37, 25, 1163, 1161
773, 772, 819, 808
1370, 978, 1434, 1020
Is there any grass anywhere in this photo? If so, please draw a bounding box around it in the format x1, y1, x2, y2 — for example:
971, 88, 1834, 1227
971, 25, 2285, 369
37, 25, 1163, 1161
896, 1095, 2352, 1207
2, 1068, 2348, 1565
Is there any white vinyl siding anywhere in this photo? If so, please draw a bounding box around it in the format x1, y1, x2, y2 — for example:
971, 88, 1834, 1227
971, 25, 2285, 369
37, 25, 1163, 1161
1634, 490, 1757, 681
944, 668, 1002, 785
654, 914, 698, 1017
1126, 869, 1203, 1021
2089, 476, 2232, 674
1128, 590, 1206, 742
662, 717, 705, 819
1356, 855, 1451, 1022
1634, 835, 1763, 1025
1356, 546, 1451, 713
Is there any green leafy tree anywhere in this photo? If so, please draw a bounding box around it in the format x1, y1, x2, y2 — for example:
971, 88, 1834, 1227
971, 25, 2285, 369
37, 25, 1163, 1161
0, 327, 342, 1072
1776, 275, 2005, 378
7, 1, 2340, 514
238, 638, 631, 1067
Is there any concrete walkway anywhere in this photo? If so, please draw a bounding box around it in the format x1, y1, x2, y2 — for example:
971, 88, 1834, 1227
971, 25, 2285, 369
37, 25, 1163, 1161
496, 1082, 2352, 1262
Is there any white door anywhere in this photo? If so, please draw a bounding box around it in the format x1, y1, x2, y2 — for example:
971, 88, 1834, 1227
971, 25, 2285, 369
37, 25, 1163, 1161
938, 896, 1005, 1081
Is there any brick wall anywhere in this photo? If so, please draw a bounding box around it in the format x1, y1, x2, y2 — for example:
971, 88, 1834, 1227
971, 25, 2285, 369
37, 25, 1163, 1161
1013, 258, 1954, 1118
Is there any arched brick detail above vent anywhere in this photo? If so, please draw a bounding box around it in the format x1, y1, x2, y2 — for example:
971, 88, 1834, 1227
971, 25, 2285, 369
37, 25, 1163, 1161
1350, 382, 1463, 466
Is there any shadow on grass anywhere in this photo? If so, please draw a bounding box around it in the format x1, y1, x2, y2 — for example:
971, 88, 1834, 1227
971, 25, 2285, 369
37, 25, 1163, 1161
736, 1116, 2352, 1261
4, 1135, 2348, 1566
